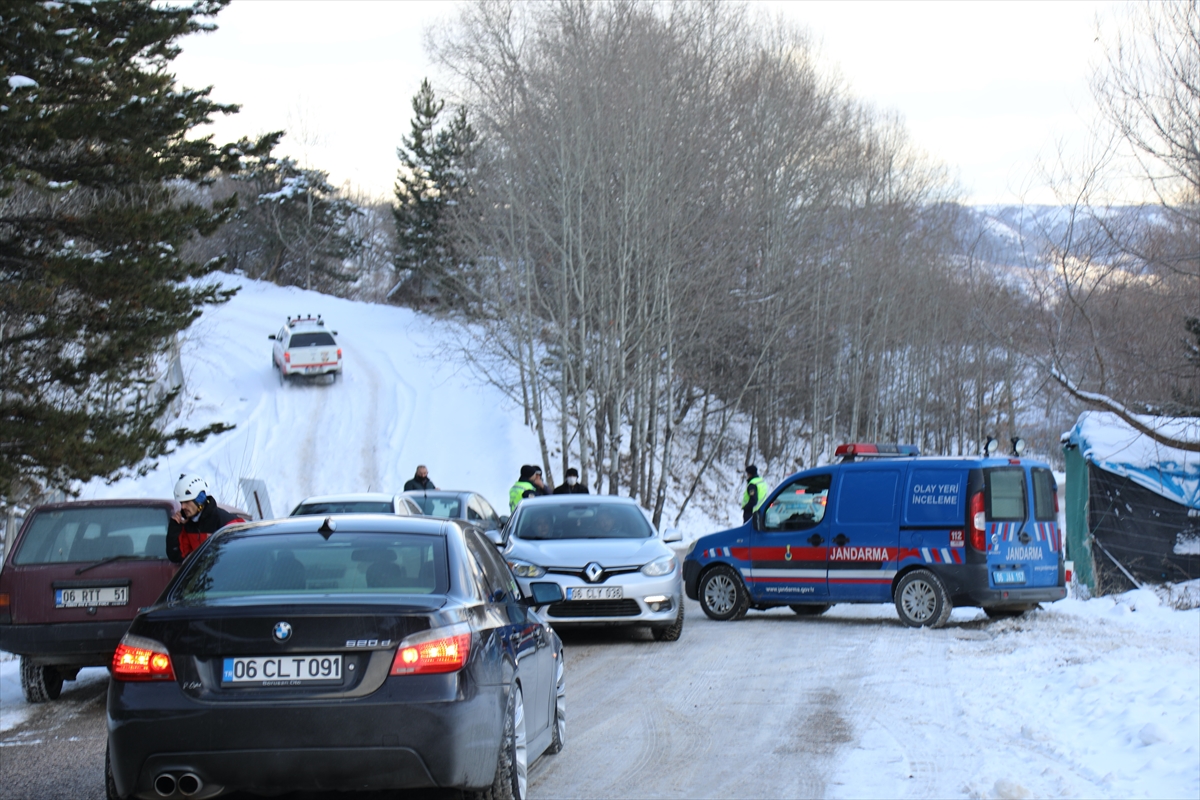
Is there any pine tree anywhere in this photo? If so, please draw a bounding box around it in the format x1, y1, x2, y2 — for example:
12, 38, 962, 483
0, 0, 267, 496
392, 79, 476, 305
230, 135, 363, 292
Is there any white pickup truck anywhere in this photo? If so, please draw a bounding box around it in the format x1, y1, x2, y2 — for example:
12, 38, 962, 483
270, 315, 343, 383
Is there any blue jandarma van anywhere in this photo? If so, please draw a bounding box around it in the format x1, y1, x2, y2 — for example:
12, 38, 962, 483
682, 442, 1067, 628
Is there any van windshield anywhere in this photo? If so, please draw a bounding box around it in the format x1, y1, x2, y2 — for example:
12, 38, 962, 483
13, 506, 170, 564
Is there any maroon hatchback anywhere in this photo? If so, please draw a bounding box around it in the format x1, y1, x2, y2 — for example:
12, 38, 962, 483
0, 500, 181, 702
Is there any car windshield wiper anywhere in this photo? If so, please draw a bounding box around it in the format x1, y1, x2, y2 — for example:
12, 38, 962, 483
75, 554, 157, 575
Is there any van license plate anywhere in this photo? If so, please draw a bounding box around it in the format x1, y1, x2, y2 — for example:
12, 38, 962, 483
567, 586, 623, 601
55, 586, 127, 607
993, 571, 1026, 585
222, 655, 343, 686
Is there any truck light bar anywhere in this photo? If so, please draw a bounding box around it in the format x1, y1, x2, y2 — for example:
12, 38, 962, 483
834, 443, 920, 462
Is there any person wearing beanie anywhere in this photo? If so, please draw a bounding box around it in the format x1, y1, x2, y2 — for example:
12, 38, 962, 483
509, 465, 539, 512
742, 464, 770, 523
553, 467, 589, 494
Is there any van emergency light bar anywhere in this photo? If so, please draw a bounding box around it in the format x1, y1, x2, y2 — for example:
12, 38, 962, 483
834, 443, 920, 462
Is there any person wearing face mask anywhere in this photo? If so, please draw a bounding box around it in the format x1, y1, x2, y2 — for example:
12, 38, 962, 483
553, 467, 589, 494
166, 474, 246, 563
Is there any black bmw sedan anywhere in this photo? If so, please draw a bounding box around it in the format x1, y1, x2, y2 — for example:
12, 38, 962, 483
105, 514, 566, 800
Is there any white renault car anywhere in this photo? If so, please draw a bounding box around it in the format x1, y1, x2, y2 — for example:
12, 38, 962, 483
270, 315, 342, 383
503, 495, 684, 641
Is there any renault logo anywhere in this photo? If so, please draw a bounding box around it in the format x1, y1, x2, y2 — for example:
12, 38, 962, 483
584, 562, 604, 583
273, 621, 292, 642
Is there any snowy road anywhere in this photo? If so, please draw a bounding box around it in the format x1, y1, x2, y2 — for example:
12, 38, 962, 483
1, 593, 1196, 799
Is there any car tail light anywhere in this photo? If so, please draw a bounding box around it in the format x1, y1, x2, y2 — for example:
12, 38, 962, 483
112, 633, 176, 682
0, 593, 10, 625
390, 624, 472, 676
283, 352, 290, 363
337, 349, 342, 359
968, 491, 987, 551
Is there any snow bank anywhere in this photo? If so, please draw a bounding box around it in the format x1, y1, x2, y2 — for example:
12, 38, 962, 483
826, 590, 1198, 800
1067, 411, 1200, 509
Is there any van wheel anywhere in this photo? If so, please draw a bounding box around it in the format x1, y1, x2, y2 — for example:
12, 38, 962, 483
699, 565, 749, 621
20, 657, 63, 702
790, 604, 831, 616
894, 570, 952, 628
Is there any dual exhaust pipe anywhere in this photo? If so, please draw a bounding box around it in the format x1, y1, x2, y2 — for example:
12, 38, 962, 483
154, 772, 202, 797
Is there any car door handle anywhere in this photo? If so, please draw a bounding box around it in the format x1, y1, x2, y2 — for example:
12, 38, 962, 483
807, 534, 824, 546
834, 534, 849, 546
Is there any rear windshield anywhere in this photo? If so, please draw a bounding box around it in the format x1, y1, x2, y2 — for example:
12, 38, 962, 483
292, 501, 393, 515
172, 531, 448, 602
409, 496, 461, 519
13, 506, 169, 565
985, 468, 1027, 521
288, 332, 336, 348
1031, 469, 1057, 521
513, 503, 653, 540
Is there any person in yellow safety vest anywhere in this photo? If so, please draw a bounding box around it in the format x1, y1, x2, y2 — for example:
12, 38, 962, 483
742, 464, 770, 523
509, 464, 540, 512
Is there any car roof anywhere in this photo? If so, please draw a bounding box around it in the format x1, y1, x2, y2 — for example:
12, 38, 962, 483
27, 498, 176, 512
218, 513, 458, 538
518, 494, 638, 507
296, 493, 397, 504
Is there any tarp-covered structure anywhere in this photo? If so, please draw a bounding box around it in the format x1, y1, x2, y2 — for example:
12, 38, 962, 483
1063, 412, 1200, 594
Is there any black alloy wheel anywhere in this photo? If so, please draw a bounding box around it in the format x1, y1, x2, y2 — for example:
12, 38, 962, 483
651, 601, 685, 641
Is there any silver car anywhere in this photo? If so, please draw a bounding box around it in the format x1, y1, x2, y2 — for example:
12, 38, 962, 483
290, 493, 423, 516
503, 495, 684, 641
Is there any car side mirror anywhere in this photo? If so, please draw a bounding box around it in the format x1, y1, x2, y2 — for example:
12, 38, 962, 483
522, 581, 564, 607
499, 514, 510, 528
484, 529, 504, 547
332, 330, 338, 335
268, 334, 276, 340
661, 527, 683, 543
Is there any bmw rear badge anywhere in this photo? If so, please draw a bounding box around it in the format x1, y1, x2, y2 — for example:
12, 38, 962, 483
273, 621, 292, 642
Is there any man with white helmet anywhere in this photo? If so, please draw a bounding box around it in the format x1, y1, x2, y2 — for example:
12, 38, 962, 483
166, 474, 245, 563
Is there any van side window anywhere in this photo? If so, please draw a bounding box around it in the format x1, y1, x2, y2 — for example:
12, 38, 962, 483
1031, 469, 1057, 521
985, 468, 1027, 521
762, 474, 832, 531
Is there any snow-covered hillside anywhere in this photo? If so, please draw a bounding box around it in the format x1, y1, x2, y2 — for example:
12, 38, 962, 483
78, 275, 542, 517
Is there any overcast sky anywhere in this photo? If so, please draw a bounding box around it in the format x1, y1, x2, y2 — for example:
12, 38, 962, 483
171, 0, 1126, 206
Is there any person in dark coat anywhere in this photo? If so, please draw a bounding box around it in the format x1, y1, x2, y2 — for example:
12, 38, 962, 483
553, 467, 589, 494
166, 474, 246, 563
529, 466, 551, 496
403, 465, 436, 492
